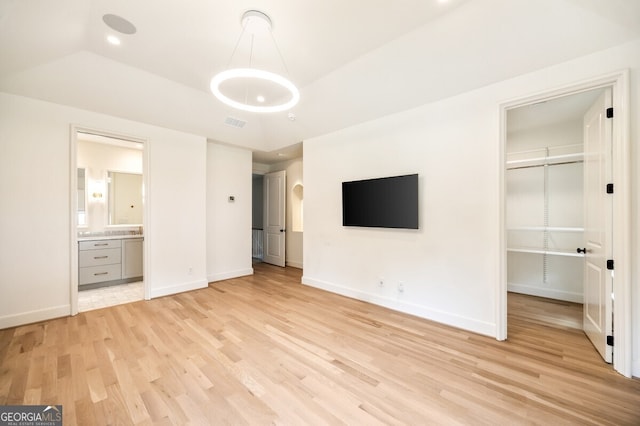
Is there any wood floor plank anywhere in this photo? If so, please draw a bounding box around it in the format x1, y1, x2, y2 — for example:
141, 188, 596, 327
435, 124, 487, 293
1, 263, 639, 425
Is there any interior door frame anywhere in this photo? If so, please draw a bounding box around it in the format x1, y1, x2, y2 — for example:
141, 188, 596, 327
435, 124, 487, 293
497, 70, 631, 377
69, 125, 150, 315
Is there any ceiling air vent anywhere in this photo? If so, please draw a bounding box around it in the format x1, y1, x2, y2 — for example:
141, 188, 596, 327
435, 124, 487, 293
224, 116, 247, 129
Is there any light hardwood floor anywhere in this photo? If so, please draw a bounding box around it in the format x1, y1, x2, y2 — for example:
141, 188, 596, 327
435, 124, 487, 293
1, 263, 639, 425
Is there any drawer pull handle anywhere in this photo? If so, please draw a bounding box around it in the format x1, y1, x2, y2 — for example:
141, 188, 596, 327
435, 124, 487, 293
94, 272, 109, 276
94, 256, 109, 259
94, 243, 109, 246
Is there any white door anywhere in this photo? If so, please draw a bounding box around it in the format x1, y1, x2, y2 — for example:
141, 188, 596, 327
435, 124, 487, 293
582, 88, 613, 363
263, 170, 286, 267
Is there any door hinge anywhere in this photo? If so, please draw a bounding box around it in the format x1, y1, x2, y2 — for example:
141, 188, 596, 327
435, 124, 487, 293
607, 259, 614, 270
607, 335, 614, 346
606, 107, 614, 118
606, 183, 614, 194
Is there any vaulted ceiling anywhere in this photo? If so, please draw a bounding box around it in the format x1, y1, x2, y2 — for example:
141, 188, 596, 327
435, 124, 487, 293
1, 0, 639, 157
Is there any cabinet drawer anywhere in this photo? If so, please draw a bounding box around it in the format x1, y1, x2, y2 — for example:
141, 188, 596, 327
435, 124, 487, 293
79, 264, 122, 285
79, 248, 121, 267
79, 239, 122, 250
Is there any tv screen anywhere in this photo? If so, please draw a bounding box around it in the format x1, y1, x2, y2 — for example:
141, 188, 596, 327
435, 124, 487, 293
342, 174, 418, 229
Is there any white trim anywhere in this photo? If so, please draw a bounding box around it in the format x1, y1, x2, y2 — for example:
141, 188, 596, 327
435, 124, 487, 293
0, 305, 70, 330
286, 261, 303, 269
496, 105, 508, 341
207, 268, 254, 283
69, 127, 79, 316
498, 70, 631, 377
302, 276, 496, 337
611, 70, 632, 377
149, 279, 208, 299
142, 134, 151, 301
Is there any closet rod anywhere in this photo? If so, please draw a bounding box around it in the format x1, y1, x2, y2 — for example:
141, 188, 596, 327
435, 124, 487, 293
506, 159, 583, 171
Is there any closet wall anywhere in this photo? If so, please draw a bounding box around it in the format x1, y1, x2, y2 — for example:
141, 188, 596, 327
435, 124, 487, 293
506, 117, 584, 303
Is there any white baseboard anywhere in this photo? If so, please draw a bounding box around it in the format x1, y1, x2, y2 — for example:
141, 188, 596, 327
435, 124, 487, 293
0, 304, 70, 329
508, 282, 583, 303
286, 260, 303, 269
207, 268, 253, 283
301, 276, 495, 338
149, 279, 208, 299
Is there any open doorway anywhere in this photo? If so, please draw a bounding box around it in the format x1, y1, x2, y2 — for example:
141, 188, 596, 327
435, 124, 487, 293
499, 71, 632, 377
251, 145, 304, 270
252, 173, 265, 263
72, 129, 146, 312
505, 88, 603, 342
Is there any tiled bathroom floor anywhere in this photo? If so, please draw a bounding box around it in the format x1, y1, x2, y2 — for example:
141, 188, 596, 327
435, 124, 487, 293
78, 281, 144, 312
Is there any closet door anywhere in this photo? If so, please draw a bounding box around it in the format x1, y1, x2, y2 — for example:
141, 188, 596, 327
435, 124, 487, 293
582, 88, 613, 363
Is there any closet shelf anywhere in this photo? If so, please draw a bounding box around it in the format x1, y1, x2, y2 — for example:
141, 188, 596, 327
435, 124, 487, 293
507, 247, 584, 257
508, 226, 584, 232
506, 144, 583, 170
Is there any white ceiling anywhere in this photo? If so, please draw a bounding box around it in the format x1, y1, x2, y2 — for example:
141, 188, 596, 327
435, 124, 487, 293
507, 89, 604, 134
1, 0, 639, 160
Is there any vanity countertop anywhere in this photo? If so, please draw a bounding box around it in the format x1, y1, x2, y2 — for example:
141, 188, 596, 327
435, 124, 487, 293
78, 234, 144, 241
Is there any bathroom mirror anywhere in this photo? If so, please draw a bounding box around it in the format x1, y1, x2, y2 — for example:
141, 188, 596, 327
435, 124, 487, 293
77, 168, 87, 226
107, 171, 143, 225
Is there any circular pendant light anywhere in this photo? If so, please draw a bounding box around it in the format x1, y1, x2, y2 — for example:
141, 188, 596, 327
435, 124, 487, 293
210, 10, 299, 113
210, 68, 299, 113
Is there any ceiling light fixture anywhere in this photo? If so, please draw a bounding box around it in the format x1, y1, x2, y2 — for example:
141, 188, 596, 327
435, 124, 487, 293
210, 10, 299, 113
106, 35, 121, 45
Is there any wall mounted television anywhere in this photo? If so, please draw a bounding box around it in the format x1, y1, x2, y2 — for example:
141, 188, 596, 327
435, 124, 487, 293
342, 173, 418, 229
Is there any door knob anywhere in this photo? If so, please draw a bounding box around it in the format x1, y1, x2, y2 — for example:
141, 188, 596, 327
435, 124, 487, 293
577, 247, 587, 254
280, 229, 285, 233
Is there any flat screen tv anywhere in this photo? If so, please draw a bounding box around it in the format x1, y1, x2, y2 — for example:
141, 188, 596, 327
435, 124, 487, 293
342, 174, 418, 229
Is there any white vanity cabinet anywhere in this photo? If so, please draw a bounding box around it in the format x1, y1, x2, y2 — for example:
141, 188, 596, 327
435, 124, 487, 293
78, 237, 143, 288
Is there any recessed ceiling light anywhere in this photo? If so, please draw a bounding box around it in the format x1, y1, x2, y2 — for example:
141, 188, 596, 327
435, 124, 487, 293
107, 35, 121, 45
102, 14, 137, 35
257, 95, 265, 103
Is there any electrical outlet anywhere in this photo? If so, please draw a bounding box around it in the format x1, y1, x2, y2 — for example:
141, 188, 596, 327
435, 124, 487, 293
188, 267, 193, 276
378, 277, 384, 287
398, 282, 404, 293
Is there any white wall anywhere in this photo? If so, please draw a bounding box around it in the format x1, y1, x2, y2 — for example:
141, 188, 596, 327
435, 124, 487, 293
303, 40, 640, 375
0, 93, 208, 327
304, 93, 499, 335
207, 142, 253, 282
147, 131, 207, 298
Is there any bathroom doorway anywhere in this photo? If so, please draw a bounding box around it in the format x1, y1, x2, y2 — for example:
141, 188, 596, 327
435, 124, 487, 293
71, 128, 147, 312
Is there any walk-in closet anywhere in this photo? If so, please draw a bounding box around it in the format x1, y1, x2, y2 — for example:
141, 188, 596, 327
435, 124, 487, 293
506, 89, 604, 305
